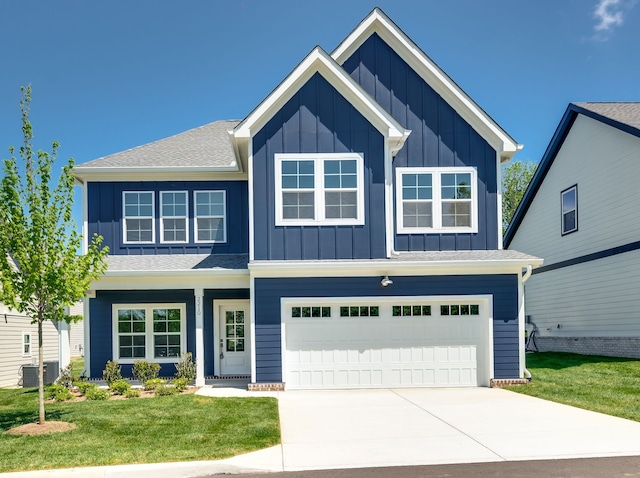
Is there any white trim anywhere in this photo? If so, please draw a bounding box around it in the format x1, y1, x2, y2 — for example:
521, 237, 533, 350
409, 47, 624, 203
81, 181, 88, 255
122, 191, 155, 244
331, 8, 518, 160
248, 140, 255, 262
249, 276, 257, 382
233, 47, 410, 151
111, 303, 187, 364
280, 294, 494, 388
159, 190, 189, 244
93, 271, 249, 291
497, 151, 504, 249
384, 138, 395, 257
518, 269, 526, 379
22, 331, 32, 358
395, 167, 478, 234
193, 190, 227, 244
213, 299, 251, 377
83, 296, 91, 376
274, 153, 365, 226
74, 171, 247, 183
194, 288, 205, 386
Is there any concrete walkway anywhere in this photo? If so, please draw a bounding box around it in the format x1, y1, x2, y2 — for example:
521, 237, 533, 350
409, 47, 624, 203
5, 387, 640, 477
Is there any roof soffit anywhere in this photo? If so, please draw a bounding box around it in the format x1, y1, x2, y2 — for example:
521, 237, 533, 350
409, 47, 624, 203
332, 8, 519, 159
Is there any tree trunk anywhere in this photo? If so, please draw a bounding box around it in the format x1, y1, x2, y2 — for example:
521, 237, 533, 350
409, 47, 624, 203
38, 314, 45, 425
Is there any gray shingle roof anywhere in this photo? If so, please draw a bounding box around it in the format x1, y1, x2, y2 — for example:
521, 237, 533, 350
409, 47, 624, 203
76, 120, 241, 170
574, 103, 640, 131
388, 250, 540, 262
106, 254, 249, 273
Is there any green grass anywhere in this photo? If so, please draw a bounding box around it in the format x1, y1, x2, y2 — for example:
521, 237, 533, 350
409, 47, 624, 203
70, 357, 85, 379
0, 389, 280, 472
505, 352, 640, 422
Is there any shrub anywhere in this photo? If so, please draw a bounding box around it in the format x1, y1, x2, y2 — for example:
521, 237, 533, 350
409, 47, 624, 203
45, 384, 73, 401
174, 352, 197, 381
56, 363, 74, 389
155, 384, 178, 396
102, 360, 123, 385
173, 377, 191, 392
144, 378, 166, 391
74, 381, 96, 395
132, 360, 161, 386
85, 387, 109, 401
109, 379, 131, 395
124, 388, 140, 398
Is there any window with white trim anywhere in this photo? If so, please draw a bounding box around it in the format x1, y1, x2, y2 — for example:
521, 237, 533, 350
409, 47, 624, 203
396, 167, 478, 233
112, 304, 186, 363
22, 332, 32, 357
123, 191, 155, 243
275, 153, 365, 226
194, 191, 226, 243
561, 185, 577, 235
160, 191, 188, 243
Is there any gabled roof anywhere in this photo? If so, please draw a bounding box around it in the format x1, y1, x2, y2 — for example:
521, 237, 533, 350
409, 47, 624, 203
74, 120, 241, 178
105, 254, 249, 274
332, 8, 520, 160
232, 45, 411, 157
504, 102, 640, 247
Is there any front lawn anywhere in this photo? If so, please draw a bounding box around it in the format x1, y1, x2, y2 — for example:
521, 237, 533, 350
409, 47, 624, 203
0, 388, 280, 472
505, 352, 640, 422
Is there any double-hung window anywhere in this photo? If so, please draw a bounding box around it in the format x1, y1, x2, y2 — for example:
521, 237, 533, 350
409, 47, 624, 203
194, 191, 226, 242
113, 304, 186, 363
275, 153, 364, 226
396, 167, 478, 233
561, 185, 578, 235
160, 191, 188, 243
22, 332, 32, 357
123, 191, 154, 243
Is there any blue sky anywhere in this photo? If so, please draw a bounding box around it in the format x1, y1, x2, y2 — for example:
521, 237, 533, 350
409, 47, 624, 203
1, 0, 638, 231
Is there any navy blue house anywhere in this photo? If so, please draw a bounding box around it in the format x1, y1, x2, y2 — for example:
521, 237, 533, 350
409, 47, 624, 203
74, 9, 541, 389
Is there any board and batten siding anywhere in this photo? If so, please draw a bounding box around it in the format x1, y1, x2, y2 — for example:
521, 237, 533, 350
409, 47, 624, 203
0, 304, 59, 388
252, 72, 386, 261
253, 274, 519, 383
524, 250, 640, 339
342, 33, 499, 252
509, 114, 640, 263
87, 180, 249, 256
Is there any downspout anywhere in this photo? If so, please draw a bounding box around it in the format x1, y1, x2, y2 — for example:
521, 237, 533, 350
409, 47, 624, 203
522, 264, 533, 380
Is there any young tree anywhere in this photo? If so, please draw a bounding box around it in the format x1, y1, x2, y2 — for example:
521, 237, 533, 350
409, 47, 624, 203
0, 86, 108, 425
502, 160, 537, 233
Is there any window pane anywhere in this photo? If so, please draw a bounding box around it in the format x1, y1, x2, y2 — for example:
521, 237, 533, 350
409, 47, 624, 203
442, 202, 471, 227
403, 202, 432, 228
325, 191, 357, 219
562, 188, 576, 212
197, 217, 225, 242
283, 192, 315, 219
564, 211, 576, 232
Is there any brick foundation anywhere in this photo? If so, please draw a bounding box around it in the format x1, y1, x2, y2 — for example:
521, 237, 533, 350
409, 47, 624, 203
535, 336, 640, 359
247, 382, 285, 391
490, 378, 530, 388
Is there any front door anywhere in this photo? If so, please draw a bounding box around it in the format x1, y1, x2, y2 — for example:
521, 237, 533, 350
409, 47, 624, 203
216, 300, 251, 376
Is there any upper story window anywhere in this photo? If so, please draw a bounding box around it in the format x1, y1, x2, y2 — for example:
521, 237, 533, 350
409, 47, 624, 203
194, 191, 226, 243
395, 167, 478, 234
160, 191, 188, 243
123, 192, 155, 243
274, 153, 365, 226
561, 185, 578, 235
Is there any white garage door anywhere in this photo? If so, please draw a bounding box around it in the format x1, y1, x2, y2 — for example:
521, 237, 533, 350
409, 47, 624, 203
283, 297, 491, 389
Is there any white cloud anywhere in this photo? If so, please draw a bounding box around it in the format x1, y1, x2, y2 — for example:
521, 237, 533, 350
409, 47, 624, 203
594, 0, 624, 31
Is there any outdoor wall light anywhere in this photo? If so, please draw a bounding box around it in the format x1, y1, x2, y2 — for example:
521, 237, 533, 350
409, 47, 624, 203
381, 275, 393, 287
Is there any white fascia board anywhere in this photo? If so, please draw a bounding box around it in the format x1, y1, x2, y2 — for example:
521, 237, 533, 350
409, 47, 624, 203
249, 258, 544, 278
73, 170, 247, 182
233, 47, 410, 149
332, 9, 519, 159
92, 270, 250, 291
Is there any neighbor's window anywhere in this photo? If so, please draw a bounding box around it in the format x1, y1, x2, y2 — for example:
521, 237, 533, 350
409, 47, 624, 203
194, 191, 226, 243
113, 304, 186, 363
396, 168, 477, 233
275, 153, 364, 226
561, 185, 577, 235
123, 191, 154, 243
22, 332, 32, 357
160, 191, 188, 243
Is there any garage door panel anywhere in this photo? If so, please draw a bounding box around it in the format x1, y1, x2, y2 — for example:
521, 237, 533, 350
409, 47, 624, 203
285, 299, 487, 389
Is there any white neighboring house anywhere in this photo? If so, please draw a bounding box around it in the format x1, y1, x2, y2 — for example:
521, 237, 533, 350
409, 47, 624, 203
0, 302, 60, 388
505, 103, 640, 358
66, 301, 85, 358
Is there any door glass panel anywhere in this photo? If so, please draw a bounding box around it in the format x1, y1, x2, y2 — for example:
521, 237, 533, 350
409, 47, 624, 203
224, 309, 247, 352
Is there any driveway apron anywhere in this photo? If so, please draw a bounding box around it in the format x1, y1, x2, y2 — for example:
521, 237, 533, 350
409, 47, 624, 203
277, 388, 640, 471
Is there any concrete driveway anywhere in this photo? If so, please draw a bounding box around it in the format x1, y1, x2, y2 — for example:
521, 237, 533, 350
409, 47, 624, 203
270, 387, 640, 471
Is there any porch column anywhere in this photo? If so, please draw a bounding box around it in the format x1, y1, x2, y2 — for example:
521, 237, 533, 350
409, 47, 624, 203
194, 288, 205, 386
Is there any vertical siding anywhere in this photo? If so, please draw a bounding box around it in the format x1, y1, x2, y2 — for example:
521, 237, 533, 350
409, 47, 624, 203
0, 307, 59, 388
342, 34, 499, 251
252, 73, 386, 260
87, 181, 249, 255
254, 274, 519, 382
